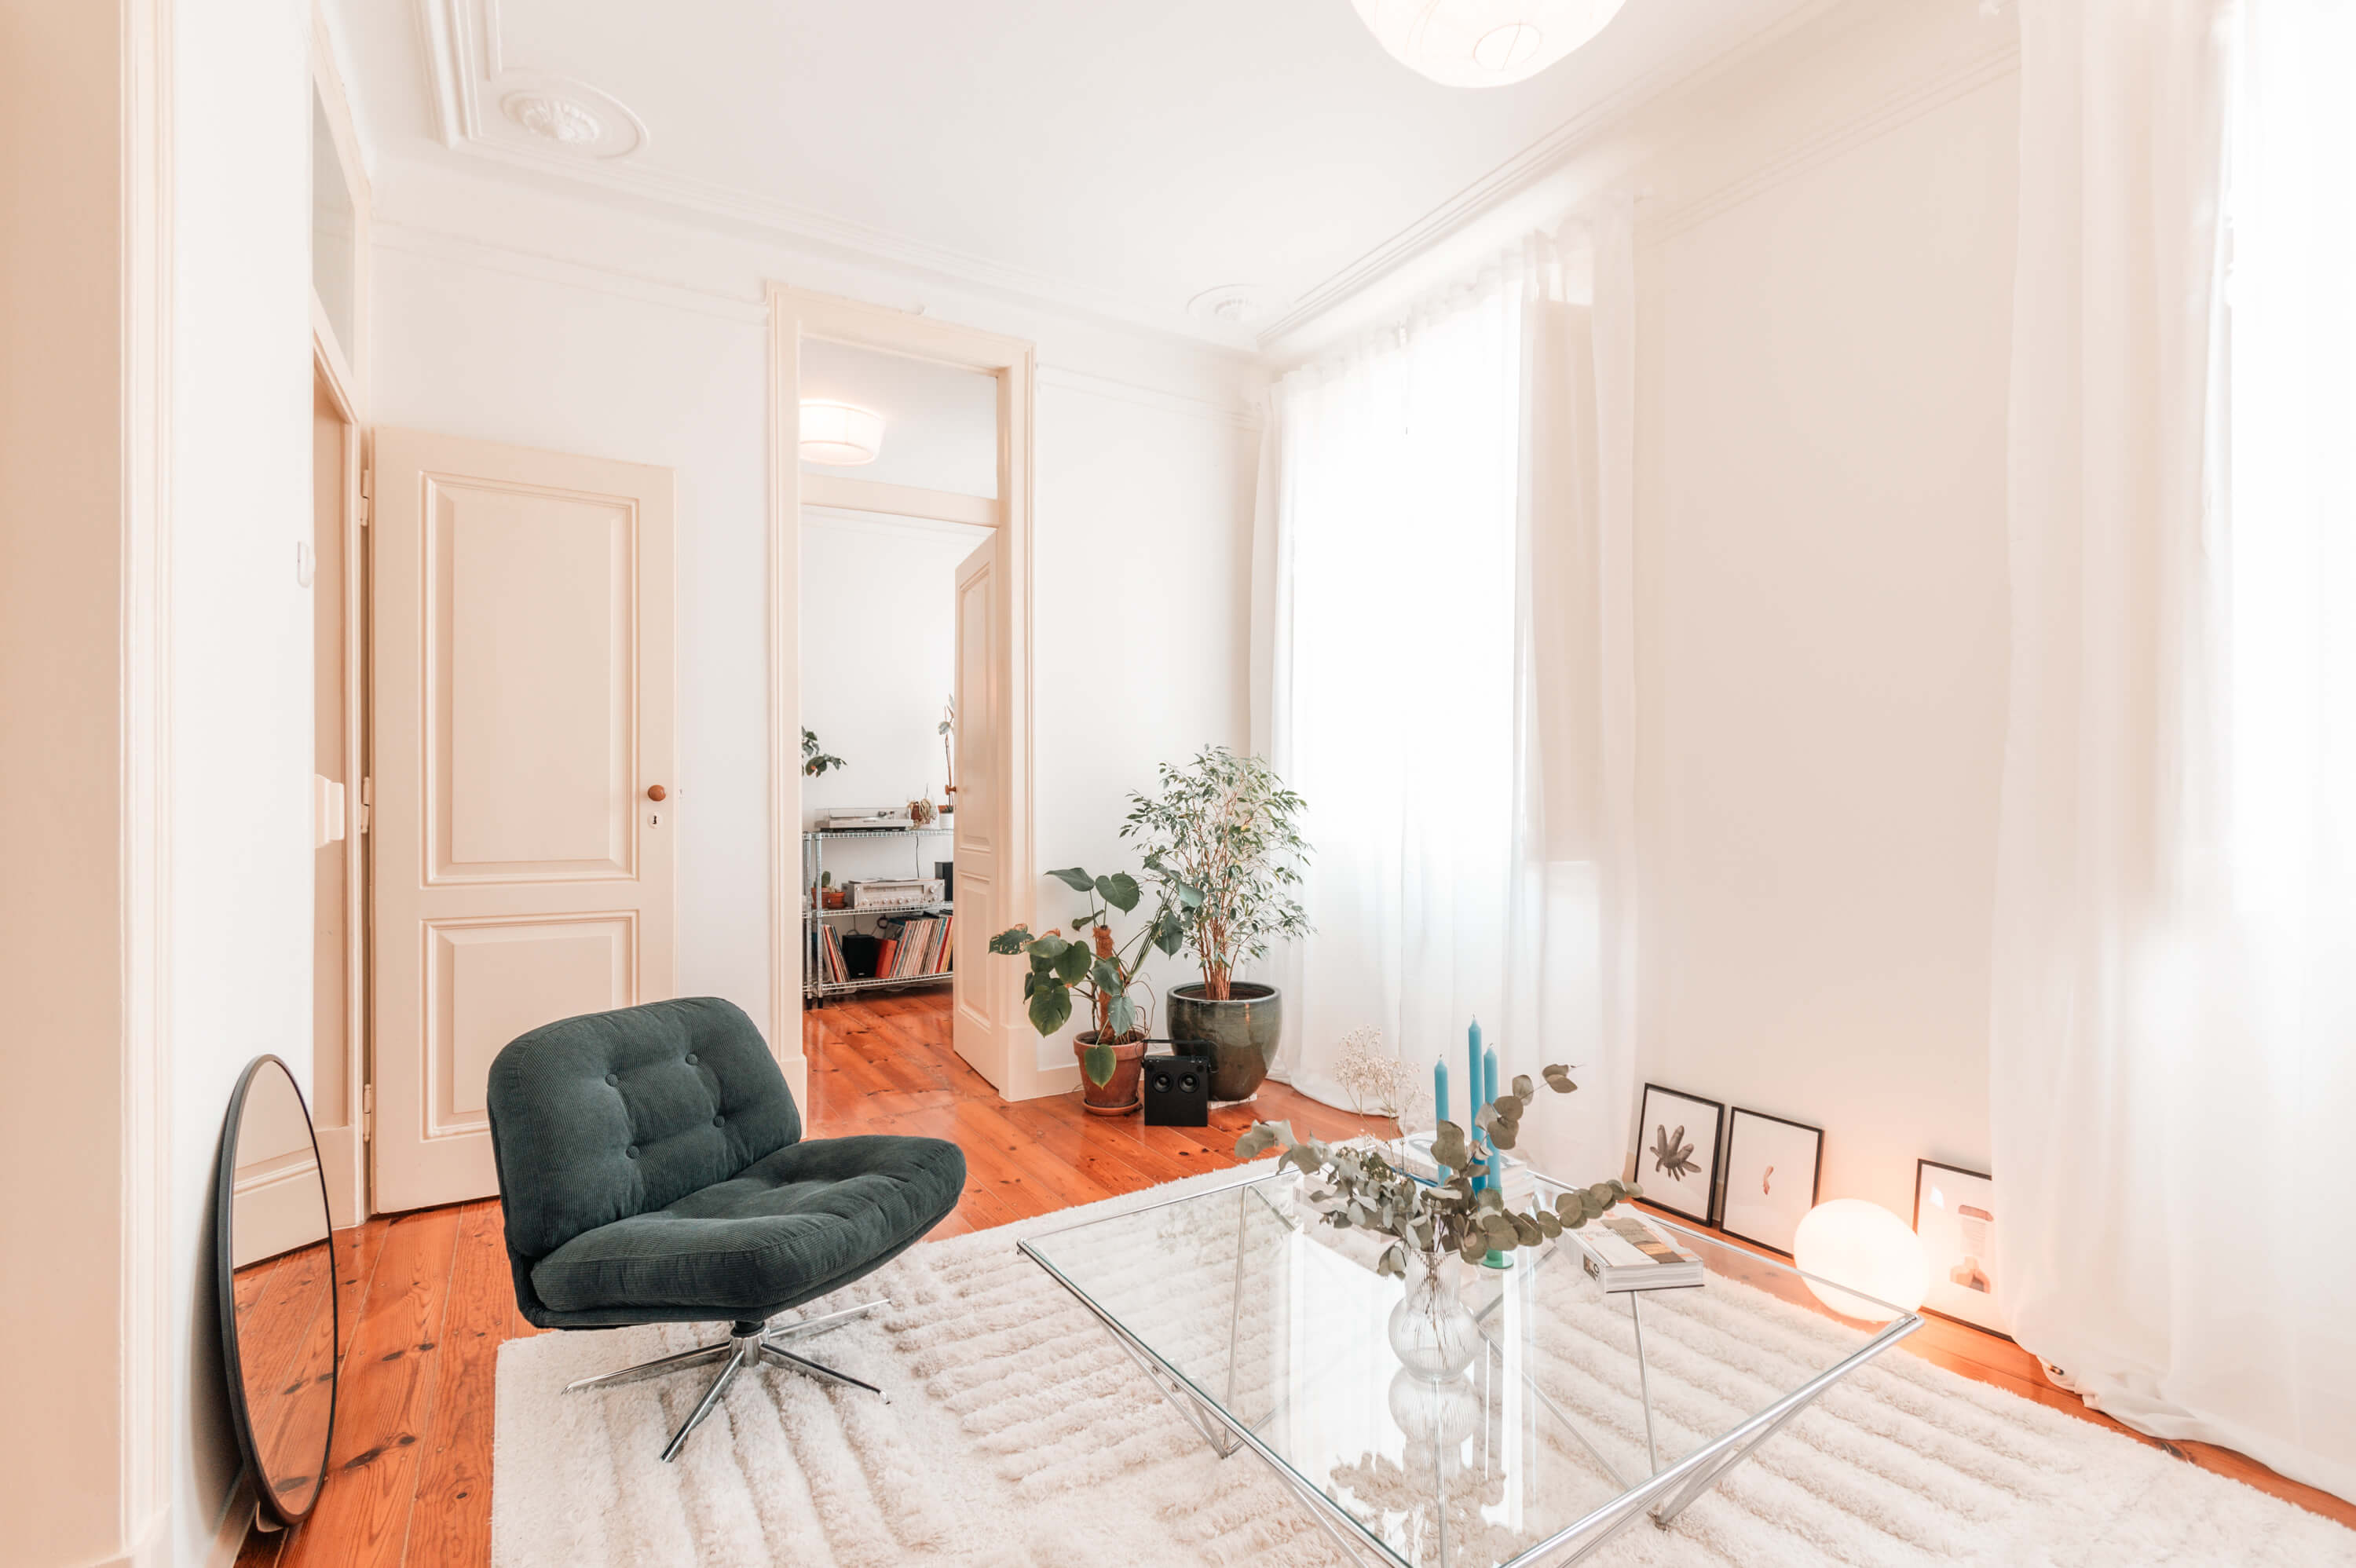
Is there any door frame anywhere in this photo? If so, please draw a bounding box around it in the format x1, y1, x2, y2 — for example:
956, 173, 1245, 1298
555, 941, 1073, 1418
766, 285, 1070, 1102
309, 337, 370, 1225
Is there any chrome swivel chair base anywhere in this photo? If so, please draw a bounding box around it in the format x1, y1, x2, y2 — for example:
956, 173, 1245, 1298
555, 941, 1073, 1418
563, 1299, 891, 1461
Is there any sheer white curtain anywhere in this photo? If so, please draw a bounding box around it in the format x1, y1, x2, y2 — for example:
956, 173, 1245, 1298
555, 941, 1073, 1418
1994, 0, 2356, 1500
1256, 206, 1637, 1183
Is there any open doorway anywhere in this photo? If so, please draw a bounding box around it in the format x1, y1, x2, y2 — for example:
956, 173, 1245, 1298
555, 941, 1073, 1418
770, 289, 1061, 1105
796, 342, 992, 1045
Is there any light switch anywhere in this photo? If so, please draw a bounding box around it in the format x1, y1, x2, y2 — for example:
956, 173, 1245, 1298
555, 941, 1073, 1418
296, 541, 316, 587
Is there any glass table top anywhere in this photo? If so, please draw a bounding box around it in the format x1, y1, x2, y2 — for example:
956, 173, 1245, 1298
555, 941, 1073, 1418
1019, 1167, 1919, 1568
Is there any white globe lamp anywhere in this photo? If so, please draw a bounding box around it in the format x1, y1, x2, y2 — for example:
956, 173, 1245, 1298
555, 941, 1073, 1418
1350, 0, 1629, 89
1792, 1199, 1928, 1324
799, 400, 885, 466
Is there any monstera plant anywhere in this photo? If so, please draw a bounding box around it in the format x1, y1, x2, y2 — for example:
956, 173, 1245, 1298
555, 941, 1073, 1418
989, 868, 1184, 1098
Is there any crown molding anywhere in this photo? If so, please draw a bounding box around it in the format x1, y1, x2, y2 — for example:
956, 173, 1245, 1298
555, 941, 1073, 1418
372, 213, 772, 323
1036, 364, 1263, 431
1252, 0, 1853, 349
410, 0, 1257, 353
1642, 32, 2018, 246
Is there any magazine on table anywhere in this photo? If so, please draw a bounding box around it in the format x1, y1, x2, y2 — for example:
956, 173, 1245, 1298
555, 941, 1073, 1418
1574, 1209, 1706, 1293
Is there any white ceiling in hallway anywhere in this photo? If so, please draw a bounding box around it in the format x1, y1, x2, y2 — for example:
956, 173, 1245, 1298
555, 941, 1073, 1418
330, 0, 1820, 346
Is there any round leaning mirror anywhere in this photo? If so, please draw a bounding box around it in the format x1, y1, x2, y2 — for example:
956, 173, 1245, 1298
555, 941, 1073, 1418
217, 1054, 339, 1525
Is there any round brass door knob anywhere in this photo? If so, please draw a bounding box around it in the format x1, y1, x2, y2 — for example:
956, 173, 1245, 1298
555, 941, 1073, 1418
646, 785, 668, 802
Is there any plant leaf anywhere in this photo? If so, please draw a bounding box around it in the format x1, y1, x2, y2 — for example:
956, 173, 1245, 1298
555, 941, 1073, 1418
1541, 1064, 1578, 1094
988, 927, 1034, 956
1054, 942, 1092, 985
1512, 1074, 1535, 1099
1232, 1124, 1281, 1160
1029, 933, 1070, 961
1028, 983, 1073, 1037
1081, 1037, 1117, 1087
1097, 872, 1142, 913
1430, 1120, 1469, 1171
1511, 1212, 1543, 1247
1109, 992, 1137, 1038
1047, 867, 1098, 893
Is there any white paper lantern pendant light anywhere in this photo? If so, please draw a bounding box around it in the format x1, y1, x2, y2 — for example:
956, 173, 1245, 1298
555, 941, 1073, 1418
1352, 0, 1629, 89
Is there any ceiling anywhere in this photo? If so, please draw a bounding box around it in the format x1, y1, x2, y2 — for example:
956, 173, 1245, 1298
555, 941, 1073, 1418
327, 0, 1818, 349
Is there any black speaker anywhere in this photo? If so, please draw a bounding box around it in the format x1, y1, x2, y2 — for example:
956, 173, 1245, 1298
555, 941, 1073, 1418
1141, 1050, 1212, 1127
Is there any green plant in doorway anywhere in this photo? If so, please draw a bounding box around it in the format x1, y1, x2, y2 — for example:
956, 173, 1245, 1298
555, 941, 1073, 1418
802, 728, 846, 778
1123, 745, 1311, 1000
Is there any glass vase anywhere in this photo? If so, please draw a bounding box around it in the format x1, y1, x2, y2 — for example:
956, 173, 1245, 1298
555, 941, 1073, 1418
1388, 1248, 1482, 1381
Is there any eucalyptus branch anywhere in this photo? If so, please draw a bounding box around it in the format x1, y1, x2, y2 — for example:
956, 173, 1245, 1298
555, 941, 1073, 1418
1231, 1065, 1638, 1277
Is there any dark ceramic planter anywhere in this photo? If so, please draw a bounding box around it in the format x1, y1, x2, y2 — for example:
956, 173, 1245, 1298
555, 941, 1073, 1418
1165, 982, 1281, 1102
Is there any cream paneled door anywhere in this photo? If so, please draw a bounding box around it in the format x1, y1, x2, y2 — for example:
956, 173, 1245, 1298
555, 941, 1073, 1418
371, 429, 675, 1212
950, 532, 1012, 1091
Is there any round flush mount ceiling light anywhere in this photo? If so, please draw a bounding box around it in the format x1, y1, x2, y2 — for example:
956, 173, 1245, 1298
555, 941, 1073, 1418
1351, 0, 1628, 88
799, 400, 885, 466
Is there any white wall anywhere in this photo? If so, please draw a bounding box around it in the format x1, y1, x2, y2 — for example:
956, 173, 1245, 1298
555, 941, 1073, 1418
1632, 23, 2018, 1219
170, 0, 318, 1562
801, 517, 976, 818
368, 168, 1264, 1062
1030, 375, 1260, 1068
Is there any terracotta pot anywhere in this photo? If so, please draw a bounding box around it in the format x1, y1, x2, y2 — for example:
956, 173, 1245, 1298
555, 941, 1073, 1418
1166, 982, 1282, 1102
1074, 1031, 1147, 1116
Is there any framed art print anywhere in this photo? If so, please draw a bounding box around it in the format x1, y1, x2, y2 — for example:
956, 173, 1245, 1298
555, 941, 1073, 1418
1915, 1160, 2007, 1336
1718, 1109, 1823, 1255
1634, 1084, 1725, 1225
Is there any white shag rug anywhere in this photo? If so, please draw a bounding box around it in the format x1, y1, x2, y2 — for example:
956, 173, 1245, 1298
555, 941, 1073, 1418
492, 1166, 2354, 1568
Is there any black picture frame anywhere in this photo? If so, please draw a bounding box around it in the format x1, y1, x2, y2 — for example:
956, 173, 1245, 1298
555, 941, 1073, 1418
1634, 1083, 1725, 1225
1914, 1158, 2010, 1339
1716, 1107, 1824, 1255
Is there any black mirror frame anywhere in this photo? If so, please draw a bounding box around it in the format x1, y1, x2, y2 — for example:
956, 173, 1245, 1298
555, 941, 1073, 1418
215, 1053, 340, 1527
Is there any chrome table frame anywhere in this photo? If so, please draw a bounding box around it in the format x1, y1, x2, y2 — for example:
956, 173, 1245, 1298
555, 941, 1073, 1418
1018, 1171, 1921, 1568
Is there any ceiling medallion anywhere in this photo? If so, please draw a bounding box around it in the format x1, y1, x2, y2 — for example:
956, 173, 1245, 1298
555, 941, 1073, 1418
1351, 0, 1628, 88
488, 75, 647, 160
1187, 284, 1275, 328
503, 92, 604, 147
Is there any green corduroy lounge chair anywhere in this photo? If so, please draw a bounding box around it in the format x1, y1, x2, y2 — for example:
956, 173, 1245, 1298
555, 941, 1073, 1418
487, 996, 964, 1460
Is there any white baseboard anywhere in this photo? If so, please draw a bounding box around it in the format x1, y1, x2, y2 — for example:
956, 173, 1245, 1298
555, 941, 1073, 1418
205, 1474, 258, 1568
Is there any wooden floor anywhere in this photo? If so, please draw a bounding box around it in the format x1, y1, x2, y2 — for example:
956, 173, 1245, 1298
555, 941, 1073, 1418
241, 992, 2352, 1566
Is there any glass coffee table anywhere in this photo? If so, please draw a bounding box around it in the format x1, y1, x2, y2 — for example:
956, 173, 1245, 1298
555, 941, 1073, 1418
1020, 1166, 1920, 1568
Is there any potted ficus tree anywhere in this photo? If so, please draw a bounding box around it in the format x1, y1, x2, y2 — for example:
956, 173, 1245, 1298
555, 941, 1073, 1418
989, 868, 1184, 1115
1123, 746, 1310, 1101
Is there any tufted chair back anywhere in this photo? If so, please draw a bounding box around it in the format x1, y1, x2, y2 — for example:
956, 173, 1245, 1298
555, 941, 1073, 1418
487, 997, 801, 1283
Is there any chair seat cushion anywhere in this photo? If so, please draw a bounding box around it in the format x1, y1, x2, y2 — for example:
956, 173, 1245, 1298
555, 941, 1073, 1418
529, 1134, 964, 1318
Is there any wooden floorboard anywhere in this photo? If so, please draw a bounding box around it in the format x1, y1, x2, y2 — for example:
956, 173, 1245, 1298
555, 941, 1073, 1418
251, 993, 2353, 1566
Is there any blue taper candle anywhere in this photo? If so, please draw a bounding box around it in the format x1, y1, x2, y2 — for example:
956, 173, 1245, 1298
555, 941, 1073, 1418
1433, 1058, 1449, 1128
1467, 1018, 1486, 1190
1483, 1046, 1501, 1192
